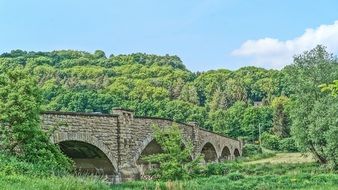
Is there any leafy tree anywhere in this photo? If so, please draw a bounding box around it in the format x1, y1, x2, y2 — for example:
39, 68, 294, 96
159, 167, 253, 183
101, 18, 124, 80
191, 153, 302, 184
179, 83, 199, 105
261, 132, 280, 150
242, 144, 262, 157
320, 80, 338, 96
208, 101, 246, 138
271, 96, 290, 138
279, 137, 298, 152
142, 124, 201, 180
0, 64, 71, 172
284, 45, 338, 167
242, 106, 273, 142
94, 50, 106, 59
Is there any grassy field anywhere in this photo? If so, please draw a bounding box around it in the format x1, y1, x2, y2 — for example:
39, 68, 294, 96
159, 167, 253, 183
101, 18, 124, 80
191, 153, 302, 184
245, 152, 315, 165
113, 153, 337, 190
1, 153, 337, 190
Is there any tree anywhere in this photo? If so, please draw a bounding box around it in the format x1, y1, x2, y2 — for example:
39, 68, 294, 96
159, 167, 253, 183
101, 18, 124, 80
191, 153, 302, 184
142, 124, 201, 180
179, 83, 199, 105
242, 106, 273, 142
284, 45, 338, 167
208, 101, 246, 138
94, 50, 106, 59
320, 80, 338, 96
0, 64, 71, 172
271, 96, 290, 138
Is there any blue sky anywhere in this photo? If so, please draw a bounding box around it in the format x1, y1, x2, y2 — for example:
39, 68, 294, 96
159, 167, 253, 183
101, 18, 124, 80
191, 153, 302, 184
1, 0, 338, 71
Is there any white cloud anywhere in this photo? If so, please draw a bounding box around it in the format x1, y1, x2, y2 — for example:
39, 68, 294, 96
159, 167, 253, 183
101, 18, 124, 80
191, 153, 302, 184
231, 21, 338, 69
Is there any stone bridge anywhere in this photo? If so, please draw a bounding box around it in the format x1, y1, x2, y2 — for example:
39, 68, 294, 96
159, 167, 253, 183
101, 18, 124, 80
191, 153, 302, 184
41, 108, 243, 182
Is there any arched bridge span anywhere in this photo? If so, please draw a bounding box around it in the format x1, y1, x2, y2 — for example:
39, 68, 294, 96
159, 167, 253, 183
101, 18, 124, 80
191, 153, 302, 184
41, 108, 243, 182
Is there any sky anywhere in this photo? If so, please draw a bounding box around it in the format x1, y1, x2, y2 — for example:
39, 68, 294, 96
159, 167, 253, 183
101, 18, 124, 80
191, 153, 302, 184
1, 0, 338, 71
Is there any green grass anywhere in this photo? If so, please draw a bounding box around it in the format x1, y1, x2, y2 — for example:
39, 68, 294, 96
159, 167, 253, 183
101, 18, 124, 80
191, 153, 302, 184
113, 173, 338, 190
0, 174, 110, 190
113, 162, 338, 190
2, 167, 336, 190
0, 153, 337, 190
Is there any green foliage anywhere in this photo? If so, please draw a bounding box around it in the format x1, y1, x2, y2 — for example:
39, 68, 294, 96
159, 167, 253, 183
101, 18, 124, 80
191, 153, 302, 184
242, 144, 262, 157
227, 172, 245, 181
142, 124, 202, 180
284, 45, 338, 168
261, 132, 280, 150
208, 101, 246, 137
271, 96, 291, 138
0, 173, 110, 190
0, 64, 71, 173
1, 47, 337, 170
0, 50, 292, 144
320, 80, 338, 96
242, 106, 273, 142
0, 153, 66, 176
279, 138, 298, 152
115, 163, 338, 190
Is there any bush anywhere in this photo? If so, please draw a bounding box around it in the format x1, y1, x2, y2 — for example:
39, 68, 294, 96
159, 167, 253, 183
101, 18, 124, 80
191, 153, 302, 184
279, 137, 298, 152
261, 132, 280, 150
242, 144, 262, 157
205, 163, 228, 176
142, 124, 202, 180
0, 152, 69, 176
0, 66, 72, 173
227, 172, 245, 181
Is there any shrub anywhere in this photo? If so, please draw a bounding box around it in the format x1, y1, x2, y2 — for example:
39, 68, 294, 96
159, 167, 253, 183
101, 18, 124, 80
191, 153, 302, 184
0, 66, 72, 174
261, 132, 280, 150
227, 172, 245, 181
279, 137, 298, 152
242, 144, 262, 157
142, 124, 202, 180
205, 163, 228, 176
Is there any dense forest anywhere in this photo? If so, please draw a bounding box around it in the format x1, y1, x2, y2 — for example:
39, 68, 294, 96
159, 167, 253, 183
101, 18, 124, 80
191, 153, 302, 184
0, 45, 337, 168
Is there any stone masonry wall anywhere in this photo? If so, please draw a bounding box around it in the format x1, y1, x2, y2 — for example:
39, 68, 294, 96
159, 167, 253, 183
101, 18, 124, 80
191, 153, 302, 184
41, 108, 243, 182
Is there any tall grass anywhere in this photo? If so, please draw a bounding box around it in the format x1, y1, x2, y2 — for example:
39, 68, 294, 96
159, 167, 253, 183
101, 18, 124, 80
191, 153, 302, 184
113, 163, 338, 190
112, 174, 338, 190
0, 174, 110, 190
1, 152, 337, 190
0, 153, 109, 190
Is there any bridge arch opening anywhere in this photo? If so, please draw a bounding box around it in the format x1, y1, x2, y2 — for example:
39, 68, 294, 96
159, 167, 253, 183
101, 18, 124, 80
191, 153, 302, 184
234, 148, 240, 158
58, 140, 116, 175
137, 139, 163, 164
201, 142, 218, 163
136, 139, 163, 177
219, 146, 231, 162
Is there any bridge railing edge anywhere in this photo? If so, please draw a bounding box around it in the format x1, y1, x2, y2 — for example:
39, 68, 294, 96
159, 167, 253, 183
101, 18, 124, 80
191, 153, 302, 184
41, 111, 119, 117
134, 116, 241, 143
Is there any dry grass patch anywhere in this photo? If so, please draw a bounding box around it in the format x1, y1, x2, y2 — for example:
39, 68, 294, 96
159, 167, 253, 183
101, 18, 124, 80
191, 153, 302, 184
245, 153, 315, 165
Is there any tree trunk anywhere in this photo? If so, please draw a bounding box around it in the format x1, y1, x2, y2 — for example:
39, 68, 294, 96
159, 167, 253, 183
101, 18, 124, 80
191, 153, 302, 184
309, 143, 327, 164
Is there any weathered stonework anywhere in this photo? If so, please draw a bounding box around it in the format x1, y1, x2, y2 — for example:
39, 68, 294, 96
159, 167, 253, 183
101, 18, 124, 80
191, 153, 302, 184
41, 108, 243, 182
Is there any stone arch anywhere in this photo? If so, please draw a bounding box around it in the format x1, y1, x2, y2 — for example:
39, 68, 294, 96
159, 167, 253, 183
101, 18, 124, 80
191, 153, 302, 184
234, 148, 241, 158
219, 146, 231, 161
135, 136, 194, 178
134, 137, 163, 178
134, 136, 155, 163
136, 139, 163, 164
52, 132, 118, 173
134, 135, 193, 163
200, 142, 218, 163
